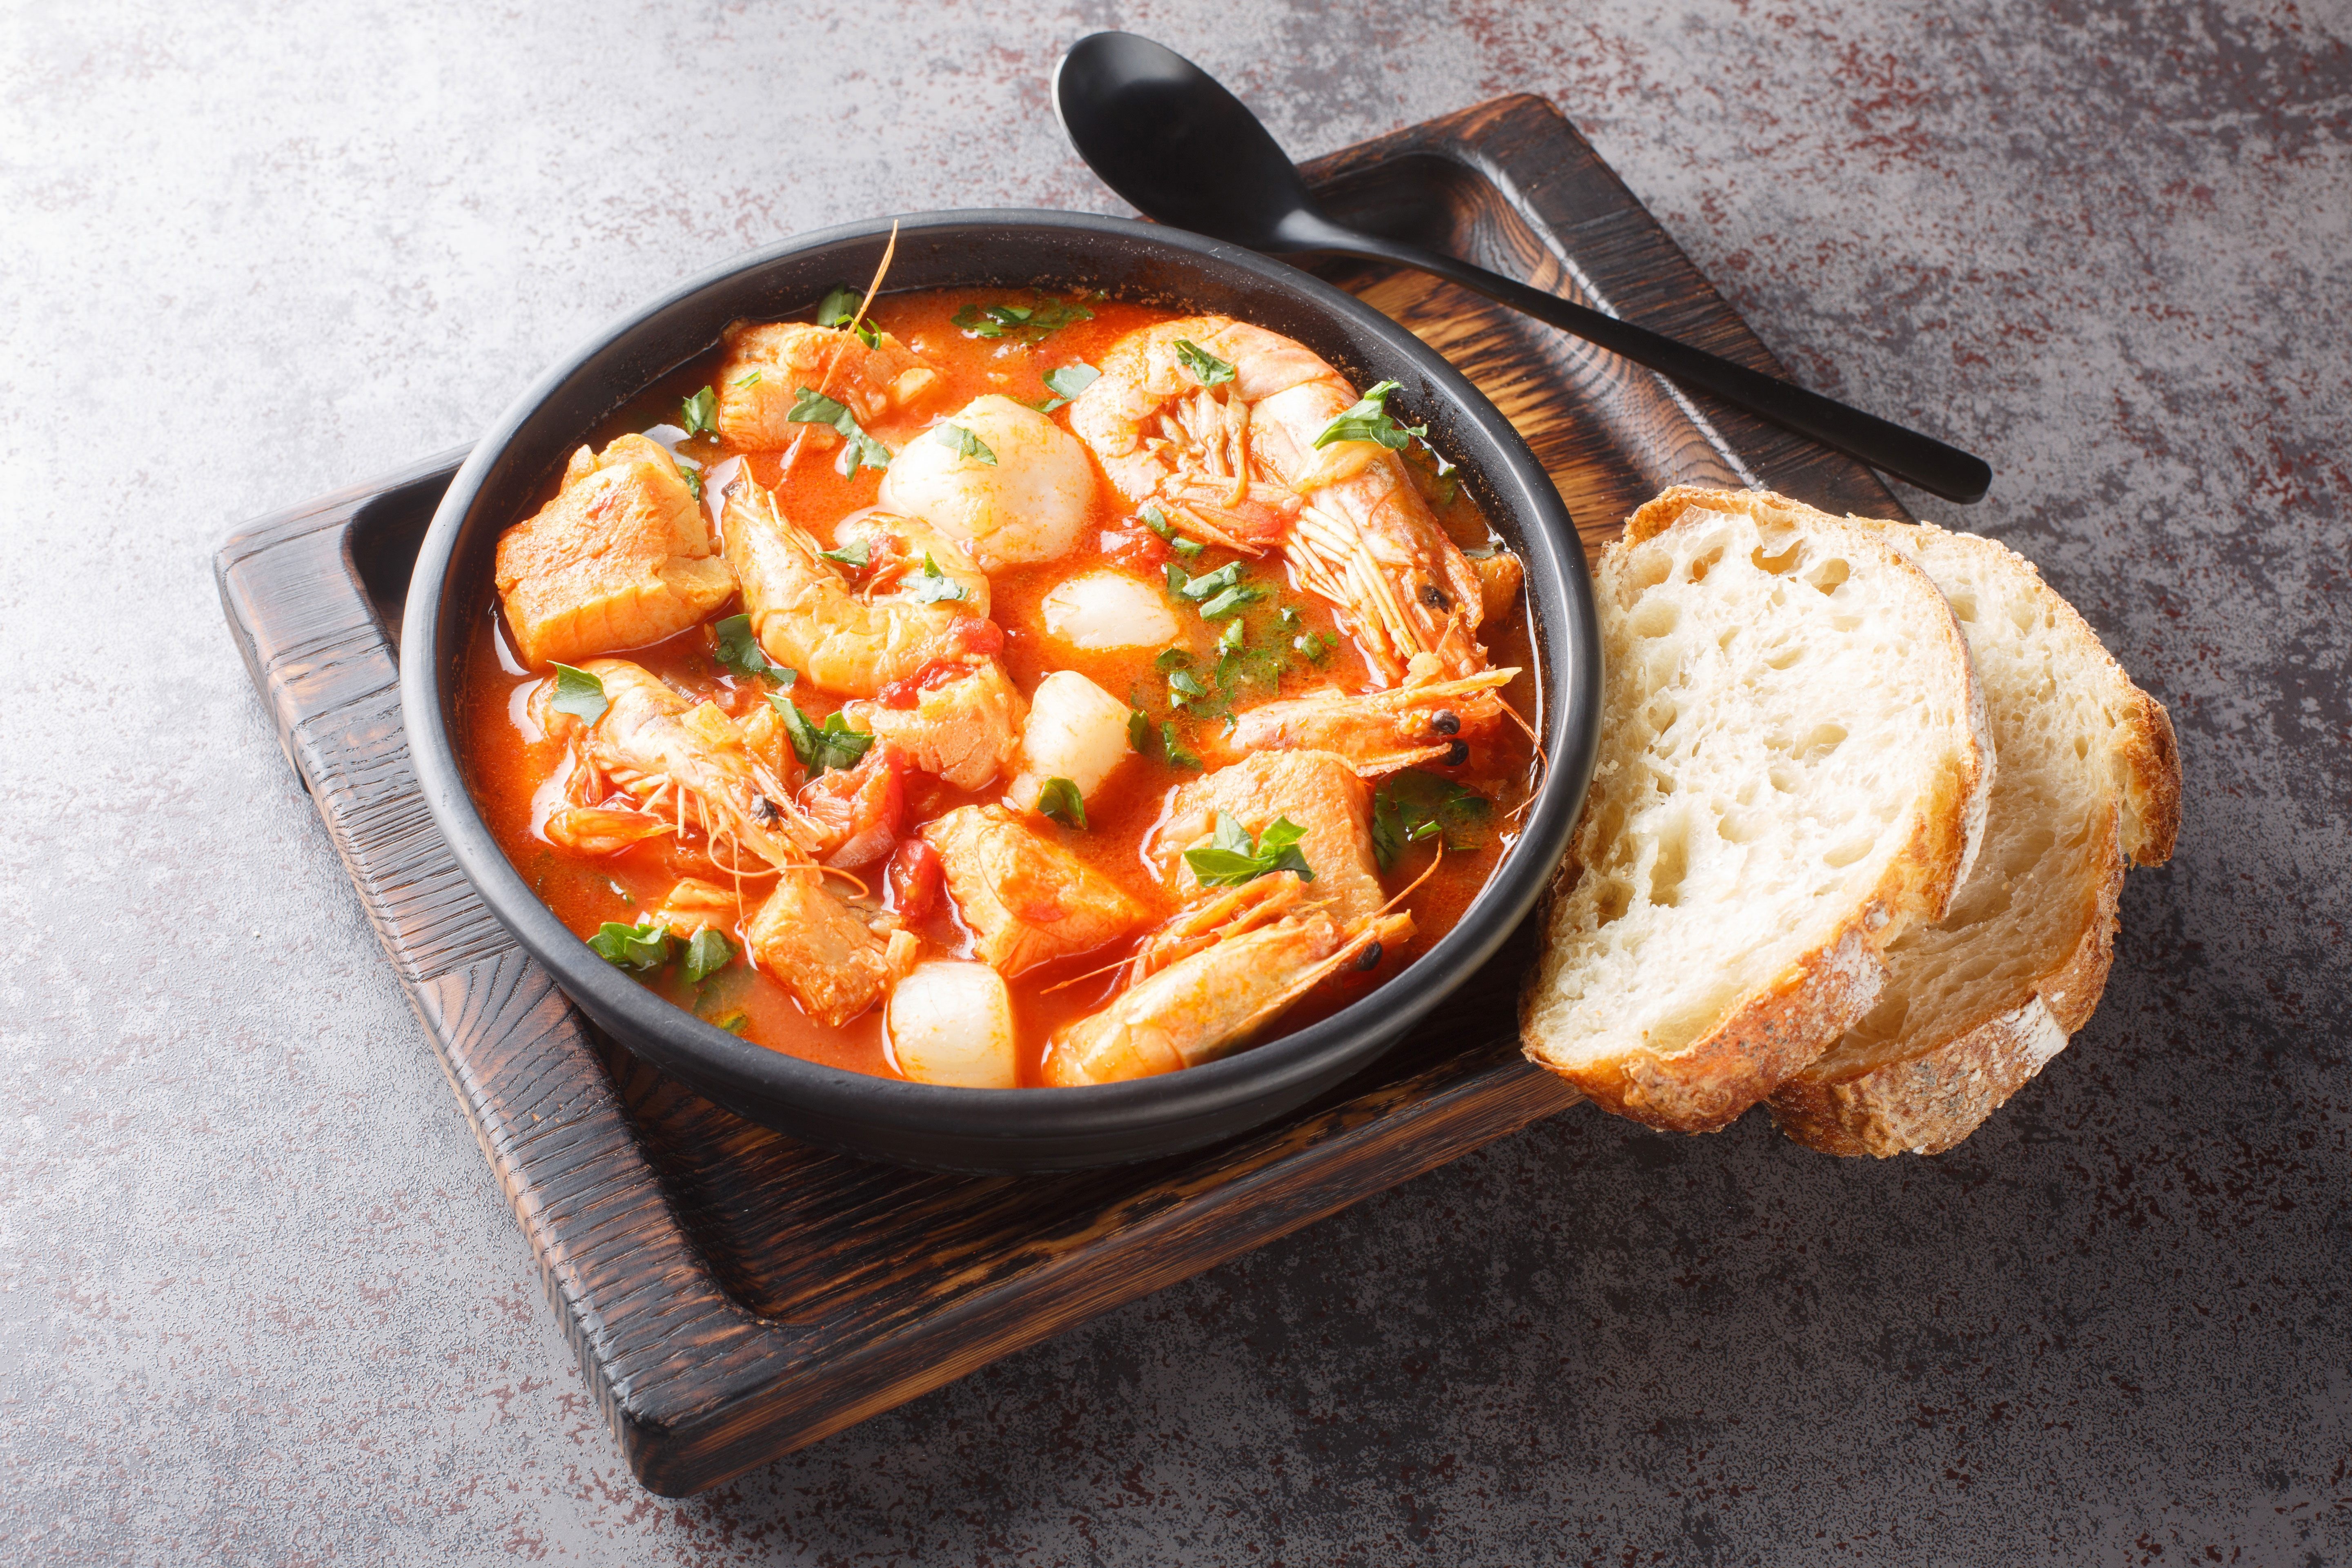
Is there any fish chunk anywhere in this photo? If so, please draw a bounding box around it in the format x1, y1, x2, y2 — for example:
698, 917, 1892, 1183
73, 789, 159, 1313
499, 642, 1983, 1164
494, 434, 734, 668
922, 805, 1147, 976
715, 321, 940, 450
1154, 750, 1385, 925
744, 869, 917, 1027
845, 660, 1026, 792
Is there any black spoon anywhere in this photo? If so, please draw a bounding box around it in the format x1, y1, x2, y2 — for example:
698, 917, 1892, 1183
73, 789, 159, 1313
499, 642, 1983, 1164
1053, 32, 1991, 505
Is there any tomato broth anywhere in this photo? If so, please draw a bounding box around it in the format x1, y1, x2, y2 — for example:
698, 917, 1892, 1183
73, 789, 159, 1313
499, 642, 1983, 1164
459, 286, 1539, 1086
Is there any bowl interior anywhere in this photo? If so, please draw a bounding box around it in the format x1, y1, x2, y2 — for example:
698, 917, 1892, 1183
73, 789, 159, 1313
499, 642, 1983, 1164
402, 210, 1601, 1167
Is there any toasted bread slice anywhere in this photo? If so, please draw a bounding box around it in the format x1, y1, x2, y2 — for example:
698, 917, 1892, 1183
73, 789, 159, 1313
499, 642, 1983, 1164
1519, 487, 1994, 1132
1767, 524, 2179, 1156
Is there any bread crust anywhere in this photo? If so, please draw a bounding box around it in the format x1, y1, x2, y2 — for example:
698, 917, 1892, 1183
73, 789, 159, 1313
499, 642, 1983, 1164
1519, 486, 1995, 1134
1767, 525, 2180, 1156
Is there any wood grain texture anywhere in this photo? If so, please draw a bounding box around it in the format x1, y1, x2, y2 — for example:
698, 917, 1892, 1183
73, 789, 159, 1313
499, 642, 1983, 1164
213, 94, 1907, 1497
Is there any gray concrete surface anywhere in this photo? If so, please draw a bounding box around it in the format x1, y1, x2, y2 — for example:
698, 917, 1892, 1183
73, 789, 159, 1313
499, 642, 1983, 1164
4, 0, 2348, 1561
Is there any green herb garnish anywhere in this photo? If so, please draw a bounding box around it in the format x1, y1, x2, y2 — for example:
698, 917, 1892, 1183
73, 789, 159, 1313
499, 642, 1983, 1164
682, 927, 736, 984
933, 423, 998, 465
708, 1010, 749, 1035
904, 552, 967, 604
1312, 379, 1427, 451
771, 695, 875, 775
786, 385, 892, 476
712, 615, 788, 684
680, 386, 718, 437
1185, 811, 1314, 887
1167, 667, 1209, 706
1033, 361, 1100, 412
1370, 771, 1493, 871
951, 295, 1094, 342
815, 284, 861, 328
1160, 719, 1201, 770
1293, 630, 1338, 662
1037, 777, 1087, 829
1128, 708, 1152, 752
1154, 648, 1194, 672
588, 918, 673, 972
549, 663, 610, 723
818, 538, 873, 569
1174, 339, 1236, 386
733, 370, 763, 388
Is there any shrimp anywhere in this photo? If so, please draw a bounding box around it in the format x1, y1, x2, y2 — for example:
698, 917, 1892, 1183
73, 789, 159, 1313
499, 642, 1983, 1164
720, 479, 993, 698
548, 659, 817, 874
922, 805, 1148, 976
1217, 668, 1521, 778
714, 320, 941, 451
878, 394, 1097, 569
494, 434, 735, 668
1041, 904, 1415, 1086
648, 878, 742, 938
1069, 315, 1492, 686
1149, 751, 1388, 926
744, 867, 920, 1027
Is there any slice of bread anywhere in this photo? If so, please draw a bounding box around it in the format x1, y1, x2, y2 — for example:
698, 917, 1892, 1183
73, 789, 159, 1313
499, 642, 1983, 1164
1767, 523, 2180, 1155
1520, 487, 1994, 1132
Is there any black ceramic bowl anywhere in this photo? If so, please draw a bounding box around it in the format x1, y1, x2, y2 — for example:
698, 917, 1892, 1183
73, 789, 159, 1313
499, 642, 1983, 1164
402, 209, 1601, 1173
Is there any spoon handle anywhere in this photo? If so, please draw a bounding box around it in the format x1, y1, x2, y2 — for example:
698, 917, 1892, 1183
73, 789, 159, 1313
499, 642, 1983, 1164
1310, 225, 1991, 504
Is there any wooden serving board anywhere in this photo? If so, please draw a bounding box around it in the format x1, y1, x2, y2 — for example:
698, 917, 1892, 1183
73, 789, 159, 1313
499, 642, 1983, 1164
215, 94, 1909, 1497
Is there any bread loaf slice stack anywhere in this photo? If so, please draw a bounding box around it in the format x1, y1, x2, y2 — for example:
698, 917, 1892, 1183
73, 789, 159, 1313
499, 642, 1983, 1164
1766, 521, 2179, 1154
1520, 486, 2179, 1154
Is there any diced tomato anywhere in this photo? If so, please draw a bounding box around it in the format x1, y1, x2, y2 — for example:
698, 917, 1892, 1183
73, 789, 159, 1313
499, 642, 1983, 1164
1103, 526, 1170, 572
885, 837, 943, 920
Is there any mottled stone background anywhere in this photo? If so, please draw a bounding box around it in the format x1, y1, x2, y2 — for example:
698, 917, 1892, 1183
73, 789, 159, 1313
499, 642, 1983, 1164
4, 0, 2347, 1561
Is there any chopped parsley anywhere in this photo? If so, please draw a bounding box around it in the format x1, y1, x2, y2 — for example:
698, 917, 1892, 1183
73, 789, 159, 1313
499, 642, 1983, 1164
671, 455, 704, 501
1128, 708, 1152, 752
951, 295, 1094, 342
1185, 811, 1314, 887
1370, 771, 1493, 871
1037, 777, 1087, 829
933, 423, 997, 465
732, 370, 763, 388
1160, 719, 1201, 770
712, 615, 792, 684
818, 537, 873, 569
680, 386, 718, 437
682, 926, 735, 984
1293, 630, 1338, 661
588, 918, 673, 972
815, 284, 861, 328
1312, 379, 1427, 451
1174, 339, 1236, 386
1036, 361, 1100, 411
1167, 666, 1209, 706
548, 663, 609, 723
905, 552, 968, 604
707, 1009, 750, 1035
771, 694, 874, 775
786, 385, 892, 476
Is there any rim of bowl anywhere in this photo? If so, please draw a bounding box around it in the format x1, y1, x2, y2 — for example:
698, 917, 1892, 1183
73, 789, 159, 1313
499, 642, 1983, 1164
401, 207, 1602, 1151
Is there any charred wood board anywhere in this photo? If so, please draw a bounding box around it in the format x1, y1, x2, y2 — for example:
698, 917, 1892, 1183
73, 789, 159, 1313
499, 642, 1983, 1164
214, 94, 1909, 1497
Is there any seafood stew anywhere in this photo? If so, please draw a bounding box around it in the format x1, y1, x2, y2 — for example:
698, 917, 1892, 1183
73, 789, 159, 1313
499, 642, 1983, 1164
459, 282, 1541, 1090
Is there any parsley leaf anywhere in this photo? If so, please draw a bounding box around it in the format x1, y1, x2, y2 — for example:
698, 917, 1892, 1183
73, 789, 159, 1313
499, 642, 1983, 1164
1128, 708, 1152, 752
1370, 771, 1493, 871
1154, 648, 1194, 672
588, 918, 673, 971
771, 695, 874, 775
1293, 630, 1338, 662
549, 663, 609, 723
682, 926, 735, 984
675, 460, 703, 501
816, 284, 862, 328
707, 1009, 749, 1035
680, 386, 718, 437
713, 614, 789, 684
1185, 811, 1314, 887
1037, 777, 1087, 829
1312, 379, 1428, 451
1174, 339, 1236, 386
1160, 719, 1201, 770
905, 552, 968, 604
951, 296, 1094, 342
1167, 667, 1209, 705
818, 538, 872, 569
1197, 583, 1267, 619
1041, 362, 1100, 409
733, 370, 762, 388
786, 385, 892, 476
933, 423, 997, 465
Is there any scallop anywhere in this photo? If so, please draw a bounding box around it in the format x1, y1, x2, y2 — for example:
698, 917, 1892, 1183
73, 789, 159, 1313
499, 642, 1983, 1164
1040, 568, 1181, 651
886, 960, 1018, 1089
878, 394, 1095, 570
1007, 670, 1134, 811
